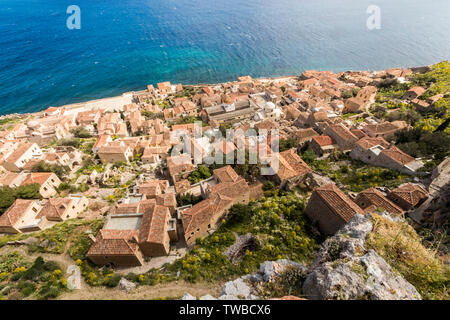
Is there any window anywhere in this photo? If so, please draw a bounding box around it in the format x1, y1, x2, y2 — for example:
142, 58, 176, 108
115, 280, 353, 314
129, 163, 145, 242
32, 207, 37, 213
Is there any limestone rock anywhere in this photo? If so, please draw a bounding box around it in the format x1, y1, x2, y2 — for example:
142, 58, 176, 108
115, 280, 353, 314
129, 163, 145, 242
259, 259, 307, 282
339, 214, 373, 239
218, 294, 239, 300
302, 214, 421, 300
221, 278, 251, 298
118, 278, 136, 293
200, 294, 217, 300
6, 237, 39, 246
66, 265, 81, 290
181, 293, 197, 300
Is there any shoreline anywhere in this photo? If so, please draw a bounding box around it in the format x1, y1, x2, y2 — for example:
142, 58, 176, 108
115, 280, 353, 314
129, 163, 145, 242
0, 63, 434, 119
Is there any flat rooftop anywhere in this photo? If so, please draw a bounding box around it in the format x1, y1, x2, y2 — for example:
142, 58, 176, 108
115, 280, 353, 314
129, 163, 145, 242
105, 215, 142, 230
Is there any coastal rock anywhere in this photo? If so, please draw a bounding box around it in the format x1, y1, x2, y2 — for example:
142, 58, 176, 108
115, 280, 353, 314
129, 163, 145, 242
118, 278, 136, 293
181, 293, 197, 300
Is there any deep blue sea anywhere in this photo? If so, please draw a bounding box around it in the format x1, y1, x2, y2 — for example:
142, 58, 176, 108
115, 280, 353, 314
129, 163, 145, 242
0, 0, 449, 115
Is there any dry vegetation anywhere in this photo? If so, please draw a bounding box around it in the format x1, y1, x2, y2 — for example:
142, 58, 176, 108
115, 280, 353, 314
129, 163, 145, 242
366, 214, 450, 300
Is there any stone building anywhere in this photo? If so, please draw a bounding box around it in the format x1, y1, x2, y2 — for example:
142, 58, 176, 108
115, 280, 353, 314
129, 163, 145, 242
305, 183, 364, 235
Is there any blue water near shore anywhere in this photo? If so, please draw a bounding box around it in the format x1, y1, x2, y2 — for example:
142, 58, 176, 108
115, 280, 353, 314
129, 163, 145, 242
0, 0, 449, 115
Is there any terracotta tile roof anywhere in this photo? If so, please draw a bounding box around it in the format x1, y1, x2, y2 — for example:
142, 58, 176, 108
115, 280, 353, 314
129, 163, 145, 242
327, 124, 358, 142
292, 128, 319, 140
213, 165, 240, 183
139, 205, 170, 244
0, 172, 19, 186
98, 146, 128, 155
4, 142, 35, 163
314, 184, 364, 222
355, 188, 403, 214
156, 193, 177, 207
175, 179, 191, 193
87, 229, 140, 256
181, 198, 216, 235
350, 129, 366, 140
309, 111, 328, 123
355, 137, 389, 150
0, 199, 35, 227
115, 202, 142, 215
390, 183, 428, 207
380, 146, 415, 165
36, 198, 73, 220
363, 122, 399, 135
93, 135, 111, 150
138, 181, 161, 198
20, 172, 55, 186
167, 154, 193, 176
182, 175, 249, 235
276, 149, 312, 181
312, 135, 335, 147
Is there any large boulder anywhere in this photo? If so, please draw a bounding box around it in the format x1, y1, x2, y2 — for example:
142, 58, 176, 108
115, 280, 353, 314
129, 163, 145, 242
118, 278, 136, 293
221, 278, 251, 298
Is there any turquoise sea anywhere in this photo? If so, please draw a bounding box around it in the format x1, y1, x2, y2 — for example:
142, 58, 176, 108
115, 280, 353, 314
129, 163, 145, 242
0, 0, 449, 115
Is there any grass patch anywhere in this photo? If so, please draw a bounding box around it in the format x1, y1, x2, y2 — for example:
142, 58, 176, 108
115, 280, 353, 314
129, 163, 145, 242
366, 214, 450, 300
24, 219, 105, 255
0, 254, 67, 300
68, 219, 105, 261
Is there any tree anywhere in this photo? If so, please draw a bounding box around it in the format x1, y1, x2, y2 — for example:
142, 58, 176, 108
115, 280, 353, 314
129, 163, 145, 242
176, 193, 202, 207
31, 161, 69, 179
279, 139, 297, 152
188, 165, 211, 183
71, 127, 92, 138
0, 184, 41, 214
226, 203, 253, 226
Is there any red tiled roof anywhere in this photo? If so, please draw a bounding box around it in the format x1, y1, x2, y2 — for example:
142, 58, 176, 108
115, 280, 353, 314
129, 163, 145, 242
312, 135, 335, 147
380, 146, 415, 165
0, 199, 36, 227
20, 172, 55, 186
276, 149, 312, 180
139, 205, 170, 244
390, 183, 428, 207
36, 198, 73, 220
213, 165, 240, 183
87, 229, 140, 256
314, 184, 364, 222
355, 188, 404, 215
355, 137, 389, 150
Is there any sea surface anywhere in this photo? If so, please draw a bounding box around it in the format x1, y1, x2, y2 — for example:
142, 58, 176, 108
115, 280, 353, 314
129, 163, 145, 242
0, 0, 449, 115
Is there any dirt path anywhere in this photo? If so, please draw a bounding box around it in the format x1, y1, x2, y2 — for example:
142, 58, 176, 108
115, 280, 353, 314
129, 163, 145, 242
58, 280, 223, 300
